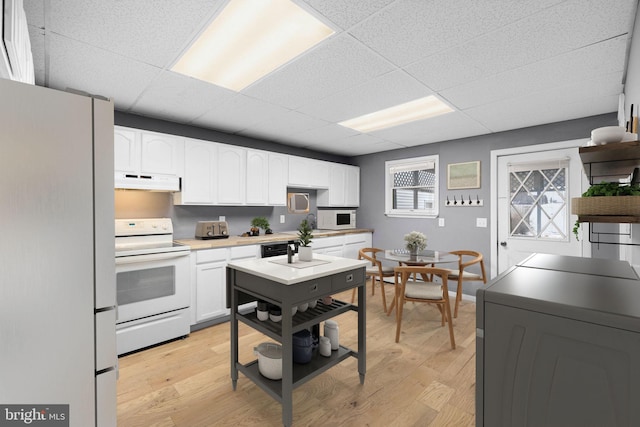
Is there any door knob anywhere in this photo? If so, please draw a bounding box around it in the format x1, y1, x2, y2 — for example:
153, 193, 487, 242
500, 241, 507, 247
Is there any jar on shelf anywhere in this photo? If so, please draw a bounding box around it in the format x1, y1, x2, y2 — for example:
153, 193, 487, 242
324, 320, 339, 350
319, 336, 331, 357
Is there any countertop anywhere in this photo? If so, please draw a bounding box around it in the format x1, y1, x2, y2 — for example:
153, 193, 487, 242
227, 253, 368, 285
175, 228, 374, 250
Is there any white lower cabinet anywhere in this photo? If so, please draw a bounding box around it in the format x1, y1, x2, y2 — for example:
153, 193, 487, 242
343, 233, 372, 259
192, 245, 259, 325
312, 235, 344, 256
192, 248, 228, 323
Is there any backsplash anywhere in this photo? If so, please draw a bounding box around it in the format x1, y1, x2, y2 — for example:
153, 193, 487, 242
115, 189, 320, 239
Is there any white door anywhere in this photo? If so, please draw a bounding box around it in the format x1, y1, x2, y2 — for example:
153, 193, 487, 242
497, 146, 587, 274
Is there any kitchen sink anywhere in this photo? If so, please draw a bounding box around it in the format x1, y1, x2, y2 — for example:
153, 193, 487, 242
280, 229, 342, 235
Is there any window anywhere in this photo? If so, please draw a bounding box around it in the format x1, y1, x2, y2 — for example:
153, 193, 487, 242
508, 159, 569, 240
385, 155, 439, 218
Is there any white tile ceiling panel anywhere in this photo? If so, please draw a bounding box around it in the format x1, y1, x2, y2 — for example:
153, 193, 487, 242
349, 0, 565, 67
297, 70, 431, 122
301, 0, 396, 30
190, 95, 291, 134
23, 1, 637, 156
288, 123, 359, 146
23, 0, 45, 28
371, 111, 491, 147
131, 71, 238, 125
46, 0, 223, 68
46, 34, 161, 110
244, 33, 395, 110
406, 0, 636, 92
442, 36, 628, 110
238, 110, 331, 142
319, 133, 404, 156
26, 26, 45, 86
466, 73, 623, 132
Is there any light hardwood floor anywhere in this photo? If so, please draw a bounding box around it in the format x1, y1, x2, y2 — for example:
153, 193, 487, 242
117, 283, 476, 426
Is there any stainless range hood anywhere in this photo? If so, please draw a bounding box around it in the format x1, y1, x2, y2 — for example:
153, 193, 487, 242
114, 172, 180, 191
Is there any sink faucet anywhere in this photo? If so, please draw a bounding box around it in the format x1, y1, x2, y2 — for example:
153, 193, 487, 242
287, 242, 294, 264
306, 212, 316, 229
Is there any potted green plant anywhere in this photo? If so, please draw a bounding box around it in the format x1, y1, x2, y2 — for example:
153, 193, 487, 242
250, 217, 271, 236
297, 219, 314, 261
572, 182, 640, 240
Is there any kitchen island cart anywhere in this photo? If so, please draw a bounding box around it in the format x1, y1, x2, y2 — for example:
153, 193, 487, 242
227, 253, 367, 426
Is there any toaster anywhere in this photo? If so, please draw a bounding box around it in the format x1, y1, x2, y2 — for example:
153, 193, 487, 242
195, 221, 229, 239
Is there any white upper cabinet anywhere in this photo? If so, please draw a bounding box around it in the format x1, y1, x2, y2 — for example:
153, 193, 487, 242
114, 127, 139, 174
268, 153, 288, 206
246, 149, 269, 205
288, 156, 329, 189
140, 131, 183, 175
317, 163, 360, 207
114, 126, 183, 176
217, 144, 246, 205
175, 138, 217, 205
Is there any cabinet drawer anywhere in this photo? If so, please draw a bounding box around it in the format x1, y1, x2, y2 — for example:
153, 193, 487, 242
331, 268, 365, 292
196, 248, 227, 264
234, 271, 331, 305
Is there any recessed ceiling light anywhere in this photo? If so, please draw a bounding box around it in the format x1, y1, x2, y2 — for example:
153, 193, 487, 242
338, 95, 454, 133
171, 0, 334, 92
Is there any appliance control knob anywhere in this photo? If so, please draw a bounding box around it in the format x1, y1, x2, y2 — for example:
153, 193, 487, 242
221, 229, 227, 235
207, 230, 214, 236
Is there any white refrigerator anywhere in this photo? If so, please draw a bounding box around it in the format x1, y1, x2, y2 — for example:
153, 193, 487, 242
0, 77, 117, 426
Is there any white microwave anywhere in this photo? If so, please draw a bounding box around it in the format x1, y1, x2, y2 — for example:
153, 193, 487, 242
317, 209, 356, 230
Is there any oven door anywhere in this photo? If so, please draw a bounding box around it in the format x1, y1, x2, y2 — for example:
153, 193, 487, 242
115, 251, 190, 324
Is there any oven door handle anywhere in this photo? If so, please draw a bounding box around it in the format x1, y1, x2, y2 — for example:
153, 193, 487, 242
115, 251, 190, 265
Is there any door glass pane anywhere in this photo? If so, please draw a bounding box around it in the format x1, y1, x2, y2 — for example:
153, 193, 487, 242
509, 167, 567, 240
117, 266, 176, 305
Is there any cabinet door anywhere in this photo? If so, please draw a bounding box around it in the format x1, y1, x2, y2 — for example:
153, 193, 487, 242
483, 302, 640, 426
310, 159, 329, 189
288, 156, 329, 189
140, 131, 183, 175
343, 233, 372, 259
345, 165, 360, 207
246, 149, 269, 205
268, 153, 288, 206
217, 144, 246, 205
195, 261, 228, 322
179, 139, 217, 204
114, 127, 139, 174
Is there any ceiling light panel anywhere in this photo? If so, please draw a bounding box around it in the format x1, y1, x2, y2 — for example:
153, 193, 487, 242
338, 95, 454, 133
171, 0, 334, 92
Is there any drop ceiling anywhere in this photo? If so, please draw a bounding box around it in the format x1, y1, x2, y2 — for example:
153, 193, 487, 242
24, 0, 637, 156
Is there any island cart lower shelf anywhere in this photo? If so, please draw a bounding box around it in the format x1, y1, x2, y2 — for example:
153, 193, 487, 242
227, 254, 367, 427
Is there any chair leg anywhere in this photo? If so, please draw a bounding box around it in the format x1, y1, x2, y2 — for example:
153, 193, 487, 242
395, 294, 405, 343
351, 287, 356, 303
379, 277, 387, 312
444, 299, 456, 350
454, 278, 463, 318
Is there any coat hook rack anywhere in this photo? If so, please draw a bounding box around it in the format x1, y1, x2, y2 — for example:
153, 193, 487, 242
445, 194, 484, 207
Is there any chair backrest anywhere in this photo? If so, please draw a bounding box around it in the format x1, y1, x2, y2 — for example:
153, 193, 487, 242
358, 247, 384, 273
449, 250, 487, 283
394, 265, 451, 301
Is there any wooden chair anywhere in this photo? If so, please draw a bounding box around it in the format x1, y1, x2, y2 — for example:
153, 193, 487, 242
393, 266, 455, 349
351, 248, 395, 312
444, 250, 487, 318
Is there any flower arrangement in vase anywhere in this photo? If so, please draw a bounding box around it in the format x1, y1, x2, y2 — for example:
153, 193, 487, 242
404, 231, 427, 257
297, 219, 314, 261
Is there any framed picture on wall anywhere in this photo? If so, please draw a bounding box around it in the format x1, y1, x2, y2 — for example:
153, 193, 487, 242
447, 161, 480, 189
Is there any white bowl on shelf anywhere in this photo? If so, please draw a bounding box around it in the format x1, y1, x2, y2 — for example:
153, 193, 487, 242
590, 126, 625, 145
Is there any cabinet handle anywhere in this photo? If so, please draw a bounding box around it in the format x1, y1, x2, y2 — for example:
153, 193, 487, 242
346, 274, 353, 282
310, 283, 318, 292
